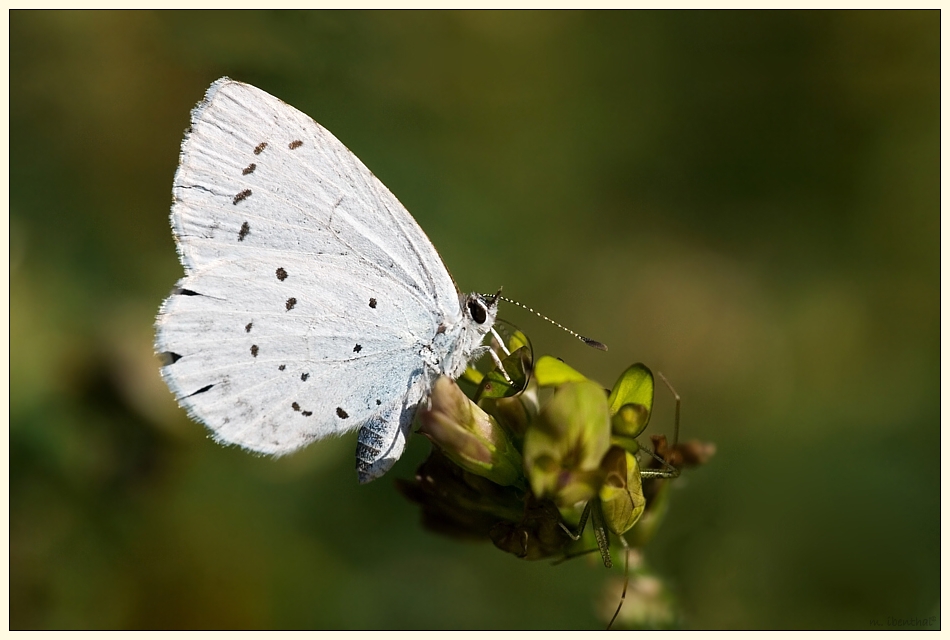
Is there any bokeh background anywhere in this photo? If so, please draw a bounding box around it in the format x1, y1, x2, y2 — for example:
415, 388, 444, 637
10, 10, 939, 630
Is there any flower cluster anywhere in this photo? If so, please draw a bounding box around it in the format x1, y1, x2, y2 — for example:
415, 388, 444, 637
396, 331, 714, 626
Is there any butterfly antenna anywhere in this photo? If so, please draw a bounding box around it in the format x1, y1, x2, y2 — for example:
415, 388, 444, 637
489, 294, 608, 351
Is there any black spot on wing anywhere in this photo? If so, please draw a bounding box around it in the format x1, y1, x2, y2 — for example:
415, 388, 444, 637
254, 142, 267, 155
292, 402, 300, 411
238, 221, 250, 241
245, 322, 253, 333
301, 373, 309, 382
187, 383, 214, 397
286, 297, 297, 311
302, 410, 312, 417
242, 163, 256, 175
278, 364, 286, 371
234, 190, 252, 205
276, 267, 288, 281
369, 297, 377, 309
376, 399, 381, 406
289, 140, 303, 150
336, 407, 349, 419
159, 351, 182, 366
250, 345, 259, 357
175, 288, 200, 296
353, 344, 362, 353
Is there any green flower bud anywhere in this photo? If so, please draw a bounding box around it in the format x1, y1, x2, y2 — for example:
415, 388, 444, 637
598, 445, 647, 536
523, 380, 611, 507
418, 376, 524, 488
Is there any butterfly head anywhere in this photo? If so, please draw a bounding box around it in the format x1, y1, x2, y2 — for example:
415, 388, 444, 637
433, 291, 499, 379
465, 288, 501, 327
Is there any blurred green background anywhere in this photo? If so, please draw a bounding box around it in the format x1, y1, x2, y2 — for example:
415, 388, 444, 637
10, 10, 939, 630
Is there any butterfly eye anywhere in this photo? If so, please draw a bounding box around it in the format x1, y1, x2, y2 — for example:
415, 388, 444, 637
467, 297, 488, 324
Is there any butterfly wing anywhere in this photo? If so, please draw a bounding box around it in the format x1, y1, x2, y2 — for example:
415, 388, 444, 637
169, 78, 459, 316
156, 78, 460, 480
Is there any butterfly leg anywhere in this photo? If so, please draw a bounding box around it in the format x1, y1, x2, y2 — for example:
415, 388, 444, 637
487, 347, 514, 385
489, 326, 512, 357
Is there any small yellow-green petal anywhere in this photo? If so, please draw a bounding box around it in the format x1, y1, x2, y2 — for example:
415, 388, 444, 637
599, 446, 647, 536
534, 355, 589, 387
506, 329, 530, 354
609, 434, 641, 455
607, 363, 654, 437
611, 402, 651, 438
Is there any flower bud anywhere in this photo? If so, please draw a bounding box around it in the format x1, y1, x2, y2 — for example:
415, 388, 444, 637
417, 376, 524, 487
522, 380, 611, 507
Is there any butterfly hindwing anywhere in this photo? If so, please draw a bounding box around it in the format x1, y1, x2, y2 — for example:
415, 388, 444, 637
157, 251, 427, 455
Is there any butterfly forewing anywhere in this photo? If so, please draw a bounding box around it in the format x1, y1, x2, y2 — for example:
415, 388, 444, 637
170, 78, 460, 318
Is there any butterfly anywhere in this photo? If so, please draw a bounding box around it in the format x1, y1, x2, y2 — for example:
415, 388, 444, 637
155, 77, 498, 483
